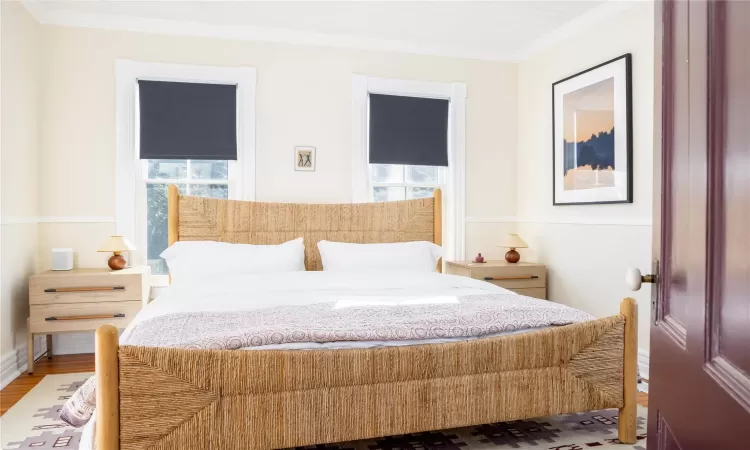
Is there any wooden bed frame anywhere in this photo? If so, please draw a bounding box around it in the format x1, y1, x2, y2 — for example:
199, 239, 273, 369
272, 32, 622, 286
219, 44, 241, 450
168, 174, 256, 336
94, 185, 638, 450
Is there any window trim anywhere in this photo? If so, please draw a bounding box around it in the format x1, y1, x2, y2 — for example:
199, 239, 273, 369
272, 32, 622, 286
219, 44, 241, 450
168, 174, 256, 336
351, 75, 467, 261
116, 60, 256, 286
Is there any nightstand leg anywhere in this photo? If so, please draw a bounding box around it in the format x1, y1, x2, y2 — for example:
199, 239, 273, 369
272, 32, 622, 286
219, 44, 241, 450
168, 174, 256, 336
46, 334, 53, 359
27, 318, 34, 374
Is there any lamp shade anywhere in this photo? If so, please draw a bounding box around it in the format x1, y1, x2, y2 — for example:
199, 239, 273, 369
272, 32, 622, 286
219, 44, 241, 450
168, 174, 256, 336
497, 233, 528, 249
97, 236, 136, 253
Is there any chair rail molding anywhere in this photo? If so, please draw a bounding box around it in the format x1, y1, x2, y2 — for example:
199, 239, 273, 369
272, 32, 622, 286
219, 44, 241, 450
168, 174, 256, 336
1, 217, 116, 225
464, 216, 652, 227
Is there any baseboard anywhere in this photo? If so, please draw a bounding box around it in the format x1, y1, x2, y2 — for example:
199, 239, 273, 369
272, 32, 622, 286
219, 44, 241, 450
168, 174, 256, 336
0, 336, 48, 390
0, 333, 96, 390
51, 332, 95, 355
638, 349, 649, 380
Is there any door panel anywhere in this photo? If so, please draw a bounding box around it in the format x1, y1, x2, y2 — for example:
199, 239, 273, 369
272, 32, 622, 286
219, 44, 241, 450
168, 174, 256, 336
661, 0, 690, 337
659, 2, 690, 347
706, 0, 750, 409
656, 416, 683, 450
650, 1, 750, 448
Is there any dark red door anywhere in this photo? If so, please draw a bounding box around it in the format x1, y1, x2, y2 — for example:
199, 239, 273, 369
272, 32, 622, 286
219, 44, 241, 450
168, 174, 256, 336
649, 0, 750, 448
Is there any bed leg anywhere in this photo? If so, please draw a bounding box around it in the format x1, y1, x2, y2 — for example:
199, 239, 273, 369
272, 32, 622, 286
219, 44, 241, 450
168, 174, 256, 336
96, 325, 120, 450
618, 297, 638, 444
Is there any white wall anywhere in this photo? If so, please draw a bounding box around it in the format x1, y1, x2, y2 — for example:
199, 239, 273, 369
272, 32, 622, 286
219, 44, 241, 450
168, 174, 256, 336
1, 4, 655, 362
1, 2, 43, 385
516, 2, 654, 354
35, 25, 519, 270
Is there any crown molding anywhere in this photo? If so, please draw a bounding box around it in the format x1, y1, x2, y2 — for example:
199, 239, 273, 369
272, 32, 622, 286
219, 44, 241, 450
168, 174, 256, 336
23, 0, 644, 62
22, 1, 512, 62
512, 0, 643, 60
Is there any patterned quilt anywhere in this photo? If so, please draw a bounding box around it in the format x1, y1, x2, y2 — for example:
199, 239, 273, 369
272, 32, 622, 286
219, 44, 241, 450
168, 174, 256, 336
60, 293, 594, 427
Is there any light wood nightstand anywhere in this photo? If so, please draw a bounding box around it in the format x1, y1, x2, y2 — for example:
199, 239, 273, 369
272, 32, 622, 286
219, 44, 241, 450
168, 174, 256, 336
445, 260, 547, 299
27, 267, 150, 373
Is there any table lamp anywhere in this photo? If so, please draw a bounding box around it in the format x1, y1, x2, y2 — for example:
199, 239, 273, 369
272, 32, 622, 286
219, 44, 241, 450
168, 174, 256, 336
497, 233, 528, 264
98, 236, 136, 270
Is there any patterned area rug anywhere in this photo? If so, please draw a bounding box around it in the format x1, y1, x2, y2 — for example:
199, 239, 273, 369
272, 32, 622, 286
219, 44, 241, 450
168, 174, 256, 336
1, 373, 647, 449
1, 373, 91, 449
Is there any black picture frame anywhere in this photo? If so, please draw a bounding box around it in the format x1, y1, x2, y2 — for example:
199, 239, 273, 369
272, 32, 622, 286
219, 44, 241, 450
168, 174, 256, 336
551, 53, 633, 205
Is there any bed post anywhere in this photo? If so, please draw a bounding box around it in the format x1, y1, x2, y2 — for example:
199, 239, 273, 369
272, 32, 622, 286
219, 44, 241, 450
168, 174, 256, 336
618, 297, 638, 444
96, 325, 120, 450
433, 188, 442, 273
168, 184, 179, 247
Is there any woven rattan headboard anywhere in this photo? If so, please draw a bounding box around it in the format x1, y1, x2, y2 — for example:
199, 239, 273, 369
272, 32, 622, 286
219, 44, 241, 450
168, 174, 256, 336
167, 185, 442, 271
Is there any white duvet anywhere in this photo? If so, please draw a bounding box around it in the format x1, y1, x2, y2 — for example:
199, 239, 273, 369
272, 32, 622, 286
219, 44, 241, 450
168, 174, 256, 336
122, 271, 547, 350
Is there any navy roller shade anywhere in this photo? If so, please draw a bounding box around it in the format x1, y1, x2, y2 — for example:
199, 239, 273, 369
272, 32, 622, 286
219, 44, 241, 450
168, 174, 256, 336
138, 80, 237, 160
369, 94, 449, 167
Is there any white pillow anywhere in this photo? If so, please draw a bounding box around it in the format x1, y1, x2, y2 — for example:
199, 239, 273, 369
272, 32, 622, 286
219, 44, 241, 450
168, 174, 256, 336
160, 238, 305, 282
317, 240, 442, 273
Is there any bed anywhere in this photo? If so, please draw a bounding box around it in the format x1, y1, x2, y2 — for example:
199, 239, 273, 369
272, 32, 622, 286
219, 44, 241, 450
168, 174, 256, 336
91, 185, 638, 449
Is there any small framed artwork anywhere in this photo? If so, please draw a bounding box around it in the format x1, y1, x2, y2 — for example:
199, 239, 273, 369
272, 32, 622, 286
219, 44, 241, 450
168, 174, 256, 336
294, 146, 316, 172
552, 53, 633, 205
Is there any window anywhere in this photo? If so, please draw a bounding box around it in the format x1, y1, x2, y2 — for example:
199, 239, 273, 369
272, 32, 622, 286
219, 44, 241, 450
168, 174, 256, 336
351, 76, 466, 261
116, 61, 256, 286
370, 164, 445, 202
143, 159, 233, 275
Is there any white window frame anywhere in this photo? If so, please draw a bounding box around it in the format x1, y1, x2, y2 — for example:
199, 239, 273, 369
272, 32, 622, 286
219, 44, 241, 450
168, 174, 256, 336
115, 60, 256, 286
351, 75, 467, 261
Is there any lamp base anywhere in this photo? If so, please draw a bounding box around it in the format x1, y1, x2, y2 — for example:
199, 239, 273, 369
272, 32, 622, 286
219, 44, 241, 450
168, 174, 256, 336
505, 248, 520, 264
108, 253, 127, 270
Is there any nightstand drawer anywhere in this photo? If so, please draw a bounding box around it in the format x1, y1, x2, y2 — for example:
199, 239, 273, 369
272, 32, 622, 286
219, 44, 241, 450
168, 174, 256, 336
511, 287, 547, 299
445, 260, 547, 300
467, 265, 546, 289
30, 301, 141, 333
30, 271, 145, 305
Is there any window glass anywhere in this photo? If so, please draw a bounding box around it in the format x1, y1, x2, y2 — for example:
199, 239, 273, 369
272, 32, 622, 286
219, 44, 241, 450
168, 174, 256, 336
371, 164, 403, 183
373, 186, 406, 202
190, 184, 229, 199
405, 165, 438, 184
408, 187, 436, 200
190, 160, 228, 180
145, 159, 230, 276
147, 160, 187, 179
146, 183, 186, 275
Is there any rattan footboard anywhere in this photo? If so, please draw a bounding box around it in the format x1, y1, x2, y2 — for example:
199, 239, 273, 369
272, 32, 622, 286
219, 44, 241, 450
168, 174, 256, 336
94, 298, 638, 449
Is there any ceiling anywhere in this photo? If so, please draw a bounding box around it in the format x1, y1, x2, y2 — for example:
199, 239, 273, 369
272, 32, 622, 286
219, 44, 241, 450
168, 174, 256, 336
24, 1, 639, 61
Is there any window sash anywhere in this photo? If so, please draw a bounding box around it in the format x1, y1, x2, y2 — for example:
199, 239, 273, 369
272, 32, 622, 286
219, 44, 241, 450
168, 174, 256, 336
137, 159, 239, 286
369, 165, 446, 202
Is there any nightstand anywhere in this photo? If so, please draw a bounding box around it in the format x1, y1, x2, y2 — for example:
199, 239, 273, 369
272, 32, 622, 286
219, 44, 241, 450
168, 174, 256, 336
445, 260, 547, 299
27, 266, 150, 373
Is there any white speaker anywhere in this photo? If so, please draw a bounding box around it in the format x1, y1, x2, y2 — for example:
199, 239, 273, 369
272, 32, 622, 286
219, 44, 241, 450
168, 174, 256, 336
51, 248, 74, 271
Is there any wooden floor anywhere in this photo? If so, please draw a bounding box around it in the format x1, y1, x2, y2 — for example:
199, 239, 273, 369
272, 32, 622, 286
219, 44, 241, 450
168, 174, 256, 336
0, 353, 649, 416
0, 354, 94, 416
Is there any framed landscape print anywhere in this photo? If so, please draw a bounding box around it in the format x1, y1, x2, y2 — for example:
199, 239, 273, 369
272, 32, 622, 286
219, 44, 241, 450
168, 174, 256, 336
552, 53, 633, 205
